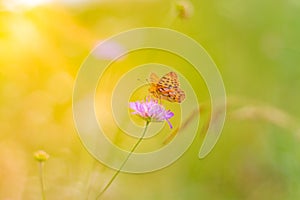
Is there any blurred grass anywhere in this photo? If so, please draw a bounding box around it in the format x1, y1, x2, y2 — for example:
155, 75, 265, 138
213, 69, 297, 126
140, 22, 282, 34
0, 0, 300, 199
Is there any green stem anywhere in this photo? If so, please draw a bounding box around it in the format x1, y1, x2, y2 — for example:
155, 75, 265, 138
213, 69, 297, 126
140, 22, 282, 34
85, 159, 98, 199
39, 162, 46, 200
96, 121, 150, 199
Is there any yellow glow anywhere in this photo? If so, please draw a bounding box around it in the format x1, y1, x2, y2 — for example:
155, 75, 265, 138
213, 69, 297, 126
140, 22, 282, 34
2, 0, 52, 10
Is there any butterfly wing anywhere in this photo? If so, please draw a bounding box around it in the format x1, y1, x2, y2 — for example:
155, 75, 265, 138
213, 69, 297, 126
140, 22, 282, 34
158, 72, 179, 86
169, 87, 185, 103
149, 72, 160, 83
148, 73, 160, 98
156, 72, 185, 103
158, 86, 186, 103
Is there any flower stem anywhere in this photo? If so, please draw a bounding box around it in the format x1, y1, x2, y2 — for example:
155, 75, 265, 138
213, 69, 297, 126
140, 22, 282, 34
96, 121, 150, 199
38, 162, 46, 200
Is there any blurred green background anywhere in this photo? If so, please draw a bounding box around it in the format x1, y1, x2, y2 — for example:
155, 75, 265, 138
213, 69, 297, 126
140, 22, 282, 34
1, 0, 300, 199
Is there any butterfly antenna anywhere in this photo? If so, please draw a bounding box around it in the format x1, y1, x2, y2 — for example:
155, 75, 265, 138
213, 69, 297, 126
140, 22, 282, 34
137, 78, 144, 84
137, 78, 152, 86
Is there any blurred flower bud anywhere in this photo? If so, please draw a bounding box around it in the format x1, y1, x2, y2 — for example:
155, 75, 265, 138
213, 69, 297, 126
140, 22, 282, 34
176, 0, 194, 19
34, 150, 49, 162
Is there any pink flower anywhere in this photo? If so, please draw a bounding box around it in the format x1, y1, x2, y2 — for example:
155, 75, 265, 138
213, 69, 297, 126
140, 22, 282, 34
93, 41, 126, 60
129, 98, 174, 128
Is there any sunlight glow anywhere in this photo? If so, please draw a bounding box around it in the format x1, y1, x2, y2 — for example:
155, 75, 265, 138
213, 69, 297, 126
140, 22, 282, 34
2, 0, 52, 11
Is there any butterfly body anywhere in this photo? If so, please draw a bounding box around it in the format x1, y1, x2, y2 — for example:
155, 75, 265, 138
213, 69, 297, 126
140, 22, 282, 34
149, 72, 185, 103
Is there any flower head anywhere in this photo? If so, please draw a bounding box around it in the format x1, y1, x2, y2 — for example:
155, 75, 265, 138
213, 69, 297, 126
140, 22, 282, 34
129, 98, 174, 128
34, 150, 49, 162
176, 0, 194, 19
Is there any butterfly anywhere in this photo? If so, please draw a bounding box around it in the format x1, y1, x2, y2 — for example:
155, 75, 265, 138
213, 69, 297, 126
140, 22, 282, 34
148, 71, 185, 103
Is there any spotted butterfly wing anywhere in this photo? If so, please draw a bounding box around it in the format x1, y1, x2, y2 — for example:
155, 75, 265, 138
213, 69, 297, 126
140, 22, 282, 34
149, 72, 185, 103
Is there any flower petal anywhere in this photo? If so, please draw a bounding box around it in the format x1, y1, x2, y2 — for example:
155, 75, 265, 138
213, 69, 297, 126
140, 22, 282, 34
129, 98, 174, 128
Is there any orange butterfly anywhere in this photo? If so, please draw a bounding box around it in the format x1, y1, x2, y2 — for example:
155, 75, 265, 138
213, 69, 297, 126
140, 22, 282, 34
148, 72, 185, 103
